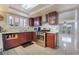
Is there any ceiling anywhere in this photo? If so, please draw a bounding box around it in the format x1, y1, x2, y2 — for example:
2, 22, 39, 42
9, 4, 52, 15
0, 4, 54, 17
0, 4, 77, 17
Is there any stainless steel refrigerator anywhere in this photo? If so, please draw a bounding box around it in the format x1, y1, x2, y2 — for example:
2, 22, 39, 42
58, 22, 75, 50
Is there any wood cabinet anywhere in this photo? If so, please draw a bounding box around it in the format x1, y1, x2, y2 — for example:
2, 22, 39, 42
6, 38, 19, 49
46, 33, 57, 48
26, 32, 32, 42
48, 11, 58, 25
2, 32, 35, 50
29, 18, 34, 26
2, 34, 7, 49
2, 33, 19, 49
18, 32, 26, 44
29, 16, 42, 26
32, 32, 37, 42
34, 16, 42, 26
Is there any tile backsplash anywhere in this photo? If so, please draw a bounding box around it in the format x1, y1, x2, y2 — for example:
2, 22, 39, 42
41, 23, 59, 33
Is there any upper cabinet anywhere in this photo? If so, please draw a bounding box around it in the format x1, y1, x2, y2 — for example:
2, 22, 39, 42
29, 18, 34, 26
29, 16, 42, 26
48, 11, 58, 25
34, 16, 42, 26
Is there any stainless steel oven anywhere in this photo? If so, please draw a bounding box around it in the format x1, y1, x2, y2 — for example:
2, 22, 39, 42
37, 33, 46, 47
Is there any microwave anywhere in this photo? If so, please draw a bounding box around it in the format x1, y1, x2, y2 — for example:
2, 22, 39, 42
34, 27, 41, 32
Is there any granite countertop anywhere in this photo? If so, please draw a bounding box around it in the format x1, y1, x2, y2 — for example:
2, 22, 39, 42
46, 31, 59, 33
2, 31, 36, 34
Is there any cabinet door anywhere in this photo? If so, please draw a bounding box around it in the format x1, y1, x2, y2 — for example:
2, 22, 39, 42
8, 38, 19, 48
32, 32, 37, 42
48, 11, 58, 25
18, 32, 26, 44
47, 33, 56, 48
26, 32, 30, 42
29, 18, 34, 26
26, 32, 32, 42
29, 32, 33, 41
34, 16, 42, 26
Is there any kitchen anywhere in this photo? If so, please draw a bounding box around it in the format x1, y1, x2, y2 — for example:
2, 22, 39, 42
0, 4, 79, 55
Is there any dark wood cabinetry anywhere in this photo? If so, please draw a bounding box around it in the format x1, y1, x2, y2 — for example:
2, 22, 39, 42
46, 33, 57, 48
32, 32, 37, 42
34, 16, 42, 26
2, 32, 34, 50
2, 34, 7, 49
6, 38, 19, 49
29, 16, 42, 26
29, 18, 34, 26
48, 11, 58, 25
2, 33, 19, 49
26, 32, 33, 42
18, 32, 26, 44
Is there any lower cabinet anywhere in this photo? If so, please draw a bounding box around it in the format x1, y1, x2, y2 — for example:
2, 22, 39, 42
2, 32, 34, 50
18, 32, 26, 44
6, 39, 19, 49
32, 32, 37, 42
2, 33, 19, 49
46, 33, 57, 48
26, 32, 32, 42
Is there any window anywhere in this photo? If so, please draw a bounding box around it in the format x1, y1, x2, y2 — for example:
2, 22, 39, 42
8, 15, 14, 26
24, 19, 26, 27
14, 16, 20, 26
20, 17, 24, 27
8, 14, 28, 27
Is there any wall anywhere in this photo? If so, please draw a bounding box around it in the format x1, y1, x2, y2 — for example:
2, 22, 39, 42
0, 5, 29, 32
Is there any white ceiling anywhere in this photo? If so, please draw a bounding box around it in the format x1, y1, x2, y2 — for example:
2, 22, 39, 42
0, 4, 78, 17
9, 4, 51, 15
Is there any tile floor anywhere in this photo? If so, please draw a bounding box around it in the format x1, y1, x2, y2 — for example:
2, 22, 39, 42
1, 43, 79, 55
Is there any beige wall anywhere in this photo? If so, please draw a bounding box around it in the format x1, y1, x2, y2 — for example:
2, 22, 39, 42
0, 5, 28, 32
